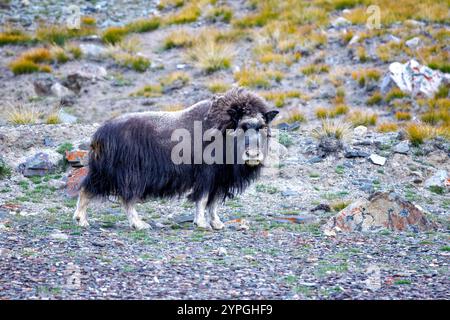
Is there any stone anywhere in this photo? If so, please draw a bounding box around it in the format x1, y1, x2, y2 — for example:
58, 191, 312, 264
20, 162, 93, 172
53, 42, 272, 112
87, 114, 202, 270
18, 151, 62, 177
344, 148, 370, 158
318, 137, 343, 154
216, 247, 228, 256
387, 34, 401, 43
369, 154, 386, 166
281, 189, 298, 197
58, 110, 78, 124
323, 192, 438, 233
50, 232, 69, 241
65, 150, 88, 167
33, 75, 56, 96
405, 37, 421, 49
348, 35, 360, 46
65, 167, 89, 197
174, 215, 194, 224
353, 126, 367, 136
424, 170, 448, 188
51, 83, 72, 98
79, 43, 107, 59
393, 141, 410, 154
63, 64, 107, 93
331, 17, 351, 28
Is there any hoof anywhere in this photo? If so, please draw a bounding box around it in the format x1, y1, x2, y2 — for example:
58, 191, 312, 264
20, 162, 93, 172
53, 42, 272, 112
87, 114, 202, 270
74, 217, 89, 228
210, 220, 225, 230
131, 220, 151, 230
194, 220, 212, 230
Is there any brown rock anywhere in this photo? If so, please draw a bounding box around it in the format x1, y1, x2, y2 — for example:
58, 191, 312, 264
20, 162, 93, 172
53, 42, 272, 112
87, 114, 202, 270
65, 167, 88, 197
323, 192, 438, 233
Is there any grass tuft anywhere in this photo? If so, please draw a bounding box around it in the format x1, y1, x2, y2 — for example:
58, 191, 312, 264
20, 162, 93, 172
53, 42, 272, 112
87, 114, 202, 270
347, 111, 378, 126
312, 119, 352, 141
188, 38, 234, 73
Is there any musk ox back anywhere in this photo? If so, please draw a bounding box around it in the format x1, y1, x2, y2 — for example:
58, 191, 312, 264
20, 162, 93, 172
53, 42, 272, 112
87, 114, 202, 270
73, 88, 279, 230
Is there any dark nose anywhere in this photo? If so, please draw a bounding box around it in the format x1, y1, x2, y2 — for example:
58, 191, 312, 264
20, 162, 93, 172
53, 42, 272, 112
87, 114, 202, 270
245, 150, 260, 158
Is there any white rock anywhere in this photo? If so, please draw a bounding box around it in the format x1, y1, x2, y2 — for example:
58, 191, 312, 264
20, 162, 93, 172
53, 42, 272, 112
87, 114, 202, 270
369, 154, 386, 166
388, 35, 401, 43
216, 247, 228, 256
79, 43, 107, 59
50, 232, 69, 241
348, 35, 360, 46
332, 17, 351, 27
51, 83, 71, 98
424, 170, 448, 188
58, 110, 78, 124
405, 37, 421, 48
393, 140, 410, 154
353, 126, 368, 136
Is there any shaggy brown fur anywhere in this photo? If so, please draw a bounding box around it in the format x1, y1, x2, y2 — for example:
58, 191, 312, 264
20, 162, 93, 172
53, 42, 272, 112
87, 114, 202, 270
75, 87, 278, 229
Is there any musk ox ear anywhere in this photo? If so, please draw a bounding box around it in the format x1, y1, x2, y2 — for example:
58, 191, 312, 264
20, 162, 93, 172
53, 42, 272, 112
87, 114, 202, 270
264, 110, 279, 123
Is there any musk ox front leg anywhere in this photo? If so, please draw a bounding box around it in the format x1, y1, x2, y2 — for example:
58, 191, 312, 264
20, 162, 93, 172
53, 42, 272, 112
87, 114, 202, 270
194, 195, 211, 230
208, 199, 224, 230
122, 201, 151, 230
73, 188, 93, 227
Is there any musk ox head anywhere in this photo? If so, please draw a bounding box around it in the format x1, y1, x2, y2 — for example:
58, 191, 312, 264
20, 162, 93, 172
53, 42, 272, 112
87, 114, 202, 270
207, 87, 279, 166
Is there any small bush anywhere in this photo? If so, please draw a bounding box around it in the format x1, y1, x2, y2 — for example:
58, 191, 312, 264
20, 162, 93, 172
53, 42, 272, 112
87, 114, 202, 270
102, 26, 129, 44
261, 91, 301, 108
367, 92, 383, 105
131, 84, 163, 97
164, 4, 201, 25
7, 104, 41, 124
395, 111, 411, 121
312, 120, 352, 141
21, 48, 52, 63
300, 64, 329, 76
406, 123, 433, 146
163, 30, 193, 50
160, 71, 190, 88
377, 122, 398, 133
347, 111, 377, 126
285, 110, 306, 124
35, 25, 70, 45
0, 29, 32, 46
188, 39, 234, 73
111, 52, 150, 72
207, 80, 230, 93
0, 158, 12, 179
386, 88, 408, 103
126, 17, 160, 33
9, 58, 40, 75
207, 6, 233, 23
234, 66, 282, 88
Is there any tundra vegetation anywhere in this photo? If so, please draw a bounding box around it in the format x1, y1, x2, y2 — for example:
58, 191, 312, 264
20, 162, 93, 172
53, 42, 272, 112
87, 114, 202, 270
0, 0, 449, 300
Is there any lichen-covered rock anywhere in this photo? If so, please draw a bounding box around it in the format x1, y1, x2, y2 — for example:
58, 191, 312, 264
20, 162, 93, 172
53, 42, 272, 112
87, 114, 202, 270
323, 192, 438, 233
65, 166, 89, 198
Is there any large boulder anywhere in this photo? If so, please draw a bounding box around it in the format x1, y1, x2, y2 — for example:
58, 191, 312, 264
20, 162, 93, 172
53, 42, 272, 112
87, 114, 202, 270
17, 150, 63, 177
323, 192, 438, 234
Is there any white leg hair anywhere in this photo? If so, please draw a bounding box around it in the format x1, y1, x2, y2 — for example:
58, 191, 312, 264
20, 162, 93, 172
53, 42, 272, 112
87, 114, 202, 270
208, 199, 224, 230
73, 188, 92, 227
123, 201, 151, 230
194, 195, 211, 229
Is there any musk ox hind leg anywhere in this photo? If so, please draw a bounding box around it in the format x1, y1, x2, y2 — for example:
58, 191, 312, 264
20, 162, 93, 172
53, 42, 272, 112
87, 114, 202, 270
194, 195, 212, 230
73, 188, 93, 227
122, 201, 151, 230
208, 199, 225, 230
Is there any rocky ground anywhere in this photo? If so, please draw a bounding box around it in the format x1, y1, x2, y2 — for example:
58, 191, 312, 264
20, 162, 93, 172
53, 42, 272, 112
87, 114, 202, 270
0, 0, 449, 299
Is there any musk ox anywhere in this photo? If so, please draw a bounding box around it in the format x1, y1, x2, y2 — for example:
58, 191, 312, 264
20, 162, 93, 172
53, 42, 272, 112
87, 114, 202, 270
73, 87, 279, 230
